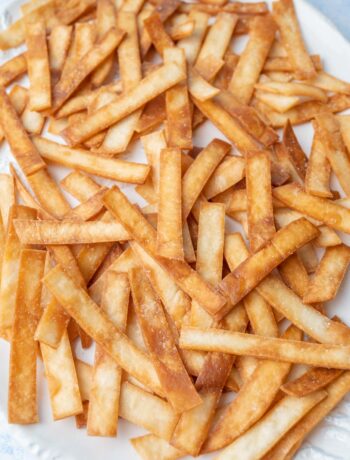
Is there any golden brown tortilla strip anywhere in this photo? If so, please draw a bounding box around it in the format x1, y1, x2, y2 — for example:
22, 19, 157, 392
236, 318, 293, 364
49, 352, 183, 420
157, 148, 184, 260
131, 434, 184, 460
182, 139, 231, 218
0, 88, 46, 176
52, 28, 124, 111
0, 54, 27, 87
103, 186, 227, 315
0, 175, 15, 230
8, 249, 46, 424
203, 156, 245, 199
25, 19, 51, 110
215, 391, 326, 460
228, 15, 276, 104
44, 265, 163, 396
32, 136, 150, 184
63, 188, 107, 222
87, 272, 130, 436
62, 61, 186, 146
281, 367, 343, 397
129, 267, 201, 412
283, 120, 308, 178
177, 11, 209, 65
14, 219, 130, 245
273, 183, 350, 233
272, 0, 316, 79
246, 151, 276, 252
218, 218, 319, 312
180, 327, 350, 369
48, 25, 72, 84
40, 330, 83, 420
265, 372, 350, 460
303, 245, 350, 304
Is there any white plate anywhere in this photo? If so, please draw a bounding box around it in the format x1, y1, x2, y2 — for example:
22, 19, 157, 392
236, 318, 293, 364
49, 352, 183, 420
1, 1, 350, 459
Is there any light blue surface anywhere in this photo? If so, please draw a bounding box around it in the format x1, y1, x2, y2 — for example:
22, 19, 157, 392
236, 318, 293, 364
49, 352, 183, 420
308, 0, 350, 42
0, 1, 348, 459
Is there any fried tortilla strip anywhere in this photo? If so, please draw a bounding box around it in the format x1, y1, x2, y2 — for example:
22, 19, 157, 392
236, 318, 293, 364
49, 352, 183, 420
142, 130, 167, 196
0, 86, 28, 144
257, 275, 350, 345
314, 112, 350, 197
228, 15, 276, 104
129, 267, 201, 412
25, 19, 51, 111
0, 206, 37, 337
63, 189, 107, 222
177, 11, 209, 65
157, 148, 184, 260
103, 186, 227, 315
40, 330, 83, 420
120, 381, 178, 440
14, 220, 130, 245
180, 327, 350, 369
91, 0, 117, 87
246, 151, 275, 252
48, 25, 72, 84
254, 93, 350, 128
0, 54, 27, 87
273, 183, 350, 233
265, 372, 350, 460
52, 29, 124, 111
87, 272, 130, 436
305, 121, 332, 198
218, 218, 318, 313
131, 434, 184, 460
44, 265, 162, 395
0, 88, 46, 176
96, 11, 142, 154
272, 0, 316, 79
303, 245, 350, 304
62, 61, 186, 145
283, 119, 308, 178
194, 12, 237, 81
203, 156, 245, 199
192, 97, 260, 152
8, 249, 46, 424
308, 71, 350, 94
281, 367, 343, 397
33, 137, 149, 184
216, 391, 326, 460
60, 171, 101, 202
182, 139, 231, 218
0, 175, 15, 230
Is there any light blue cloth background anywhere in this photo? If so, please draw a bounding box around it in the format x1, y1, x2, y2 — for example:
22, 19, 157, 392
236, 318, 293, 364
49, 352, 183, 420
0, 1, 348, 459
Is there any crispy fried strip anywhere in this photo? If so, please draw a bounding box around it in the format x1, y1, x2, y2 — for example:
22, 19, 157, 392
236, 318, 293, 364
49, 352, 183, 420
52, 29, 124, 111
0, 175, 15, 230
303, 245, 350, 304
246, 151, 276, 252
203, 156, 245, 199
25, 19, 51, 110
63, 188, 107, 222
177, 11, 209, 65
129, 267, 201, 412
195, 12, 238, 81
142, 130, 167, 196
218, 218, 319, 313
272, 0, 316, 79
33, 137, 150, 184
180, 327, 350, 369
87, 272, 130, 436
0, 54, 27, 87
8, 249, 46, 424
48, 25, 73, 83
216, 391, 326, 460
131, 434, 184, 460
40, 330, 83, 420
0, 88, 46, 176
281, 367, 343, 397
315, 112, 350, 196
0, 206, 37, 337
62, 61, 186, 145
44, 265, 163, 395
308, 71, 350, 94
202, 325, 301, 453
182, 139, 231, 218
14, 220, 130, 245
228, 15, 276, 104
273, 183, 350, 233
103, 186, 227, 315
157, 148, 184, 260
265, 372, 350, 460
60, 171, 101, 202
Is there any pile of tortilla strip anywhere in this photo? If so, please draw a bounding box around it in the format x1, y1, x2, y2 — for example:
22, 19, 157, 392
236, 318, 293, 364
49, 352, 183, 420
2, 0, 350, 458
